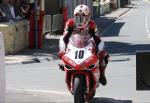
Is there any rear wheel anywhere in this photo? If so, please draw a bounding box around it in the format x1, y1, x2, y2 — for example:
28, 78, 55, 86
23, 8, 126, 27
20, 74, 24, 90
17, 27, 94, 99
74, 75, 86, 103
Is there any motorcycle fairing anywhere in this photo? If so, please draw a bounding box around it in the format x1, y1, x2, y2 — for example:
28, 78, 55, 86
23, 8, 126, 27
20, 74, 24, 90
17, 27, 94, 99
62, 43, 98, 70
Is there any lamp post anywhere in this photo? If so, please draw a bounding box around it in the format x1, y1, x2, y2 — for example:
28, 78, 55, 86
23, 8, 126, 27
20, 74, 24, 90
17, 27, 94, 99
0, 32, 6, 103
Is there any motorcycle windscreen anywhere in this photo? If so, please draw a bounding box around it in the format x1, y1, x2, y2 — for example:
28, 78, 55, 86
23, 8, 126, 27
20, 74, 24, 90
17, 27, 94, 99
65, 34, 97, 65
69, 34, 92, 48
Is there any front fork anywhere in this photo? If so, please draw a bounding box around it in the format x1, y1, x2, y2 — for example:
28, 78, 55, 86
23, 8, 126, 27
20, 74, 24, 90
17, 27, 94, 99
69, 72, 89, 94
65, 70, 98, 98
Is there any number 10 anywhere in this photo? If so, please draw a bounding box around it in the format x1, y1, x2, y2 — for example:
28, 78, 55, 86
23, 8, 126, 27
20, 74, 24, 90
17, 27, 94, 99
75, 50, 84, 59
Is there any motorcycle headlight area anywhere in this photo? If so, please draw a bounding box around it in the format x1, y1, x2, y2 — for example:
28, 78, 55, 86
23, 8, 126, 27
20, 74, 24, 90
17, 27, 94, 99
65, 65, 73, 70
64, 64, 96, 70
86, 64, 95, 70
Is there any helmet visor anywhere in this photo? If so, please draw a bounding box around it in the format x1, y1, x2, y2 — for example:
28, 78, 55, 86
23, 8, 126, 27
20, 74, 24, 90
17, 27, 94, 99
75, 15, 85, 26
74, 15, 90, 28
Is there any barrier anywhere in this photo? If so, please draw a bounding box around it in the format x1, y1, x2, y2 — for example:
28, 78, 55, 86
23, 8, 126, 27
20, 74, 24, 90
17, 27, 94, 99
104, 2, 110, 14
44, 14, 63, 33
100, 3, 105, 15
0, 32, 6, 103
52, 14, 63, 31
117, 0, 121, 8
100, 1, 111, 15
45, 15, 52, 33
136, 51, 150, 90
0, 20, 29, 54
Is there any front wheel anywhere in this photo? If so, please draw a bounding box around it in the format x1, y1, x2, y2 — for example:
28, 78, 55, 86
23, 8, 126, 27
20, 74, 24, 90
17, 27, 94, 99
74, 75, 86, 103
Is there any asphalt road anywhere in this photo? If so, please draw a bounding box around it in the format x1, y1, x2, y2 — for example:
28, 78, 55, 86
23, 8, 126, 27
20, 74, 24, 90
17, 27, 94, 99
6, 0, 150, 103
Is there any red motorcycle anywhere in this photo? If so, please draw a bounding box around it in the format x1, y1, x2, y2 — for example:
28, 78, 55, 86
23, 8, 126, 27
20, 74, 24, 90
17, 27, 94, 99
60, 34, 101, 103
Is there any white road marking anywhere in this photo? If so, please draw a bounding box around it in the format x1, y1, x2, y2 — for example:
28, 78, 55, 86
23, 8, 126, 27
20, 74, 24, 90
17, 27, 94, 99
118, 7, 134, 19
7, 88, 70, 95
145, 9, 150, 38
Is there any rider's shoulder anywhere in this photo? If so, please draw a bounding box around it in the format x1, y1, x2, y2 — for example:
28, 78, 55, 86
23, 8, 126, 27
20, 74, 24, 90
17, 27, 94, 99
66, 18, 75, 27
89, 20, 96, 29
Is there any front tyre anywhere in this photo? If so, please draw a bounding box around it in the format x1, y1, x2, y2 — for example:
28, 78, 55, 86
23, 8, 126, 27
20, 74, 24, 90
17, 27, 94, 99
74, 75, 85, 103
88, 90, 96, 99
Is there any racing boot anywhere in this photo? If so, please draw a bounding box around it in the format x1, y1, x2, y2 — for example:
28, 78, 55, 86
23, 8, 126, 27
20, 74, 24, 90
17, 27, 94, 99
99, 51, 109, 86
99, 58, 107, 85
58, 64, 64, 71
99, 70, 107, 85
99, 59, 107, 85
58, 61, 64, 71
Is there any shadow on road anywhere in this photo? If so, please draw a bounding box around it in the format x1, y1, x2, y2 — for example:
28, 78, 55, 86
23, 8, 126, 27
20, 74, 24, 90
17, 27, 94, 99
105, 41, 150, 55
14, 38, 60, 60
43, 38, 59, 54
102, 22, 125, 37
94, 17, 116, 34
19, 38, 59, 54
88, 97, 132, 103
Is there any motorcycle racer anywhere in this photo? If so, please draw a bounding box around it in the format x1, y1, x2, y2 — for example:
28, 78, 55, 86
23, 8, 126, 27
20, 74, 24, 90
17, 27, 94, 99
59, 4, 109, 86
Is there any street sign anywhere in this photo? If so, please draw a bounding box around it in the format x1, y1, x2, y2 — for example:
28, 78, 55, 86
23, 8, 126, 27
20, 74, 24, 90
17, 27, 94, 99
0, 32, 6, 103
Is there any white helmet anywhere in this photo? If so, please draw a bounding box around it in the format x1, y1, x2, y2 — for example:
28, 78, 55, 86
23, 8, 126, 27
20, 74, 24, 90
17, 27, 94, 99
74, 4, 91, 28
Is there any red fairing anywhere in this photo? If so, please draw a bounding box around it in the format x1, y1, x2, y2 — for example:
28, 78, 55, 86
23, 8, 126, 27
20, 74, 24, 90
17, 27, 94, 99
61, 54, 98, 70
79, 55, 98, 69
61, 55, 77, 68
62, 51, 99, 99
58, 50, 65, 58
64, 67, 98, 99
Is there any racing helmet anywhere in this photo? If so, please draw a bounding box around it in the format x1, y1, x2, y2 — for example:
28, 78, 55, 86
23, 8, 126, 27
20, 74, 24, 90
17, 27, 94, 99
73, 4, 91, 28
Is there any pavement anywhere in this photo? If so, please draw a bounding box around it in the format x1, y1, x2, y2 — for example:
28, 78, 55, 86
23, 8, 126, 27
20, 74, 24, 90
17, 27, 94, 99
5, 4, 134, 65
5, 35, 60, 65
